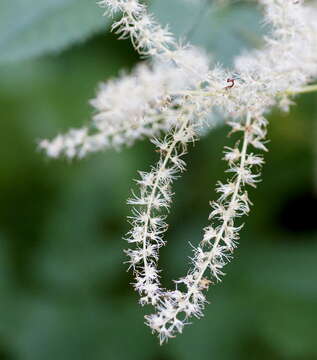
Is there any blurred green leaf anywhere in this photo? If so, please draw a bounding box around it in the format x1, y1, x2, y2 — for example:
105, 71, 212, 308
0, 0, 108, 64
150, 0, 264, 65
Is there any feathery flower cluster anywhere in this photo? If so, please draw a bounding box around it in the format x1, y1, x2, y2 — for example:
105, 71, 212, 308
40, 54, 209, 158
126, 116, 196, 307
40, 0, 317, 343
98, 0, 175, 58
143, 112, 267, 343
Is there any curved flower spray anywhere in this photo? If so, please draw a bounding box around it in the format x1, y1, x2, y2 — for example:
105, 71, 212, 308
40, 0, 317, 343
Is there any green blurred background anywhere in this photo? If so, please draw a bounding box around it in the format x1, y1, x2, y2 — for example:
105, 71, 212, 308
0, 1, 316, 359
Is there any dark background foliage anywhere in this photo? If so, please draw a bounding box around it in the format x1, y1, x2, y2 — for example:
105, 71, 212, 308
0, 1, 316, 359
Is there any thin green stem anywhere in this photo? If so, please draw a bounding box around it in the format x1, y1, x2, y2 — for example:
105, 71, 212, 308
173, 84, 317, 98
286, 84, 317, 95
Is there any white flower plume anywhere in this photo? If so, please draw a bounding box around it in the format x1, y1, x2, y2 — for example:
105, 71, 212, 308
40, 0, 317, 344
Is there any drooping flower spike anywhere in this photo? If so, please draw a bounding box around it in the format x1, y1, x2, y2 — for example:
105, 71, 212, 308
40, 0, 317, 343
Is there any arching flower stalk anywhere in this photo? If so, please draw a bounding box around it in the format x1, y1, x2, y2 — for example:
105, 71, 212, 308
143, 112, 267, 343
40, 0, 317, 343
126, 111, 196, 307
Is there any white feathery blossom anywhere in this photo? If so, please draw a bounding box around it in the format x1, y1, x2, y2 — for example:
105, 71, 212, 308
40, 0, 317, 343
98, 0, 175, 58
39, 50, 210, 158
143, 112, 266, 343
126, 115, 196, 307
